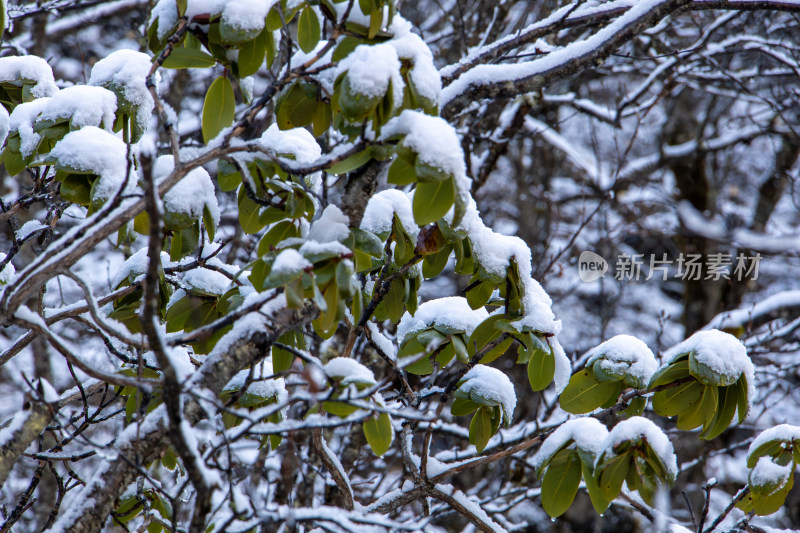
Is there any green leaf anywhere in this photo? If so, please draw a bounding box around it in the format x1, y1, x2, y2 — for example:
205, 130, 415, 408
528, 346, 555, 392
387, 155, 417, 185
258, 220, 299, 255
237, 30, 268, 77
0, 0, 6, 41
202, 204, 216, 242
238, 186, 266, 234
465, 280, 493, 310
451, 397, 479, 416
701, 384, 737, 440
747, 440, 784, 469
412, 178, 455, 226
363, 412, 392, 456
676, 384, 717, 431
651, 379, 703, 418
736, 375, 749, 423
323, 400, 358, 417
582, 462, 610, 514
558, 370, 620, 414
162, 448, 178, 471
598, 453, 630, 501
541, 449, 582, 517
469, 406, 493, 453
332, 36, 367, 62
327, 149, 372, 175
752, 475, 793, 516
422, 246, 450, 279
297, 7, 321, 53
384, 277, 406, 324
202, 76, 236, 144
649, 358, 690, 388
60, 174, 92, 205
162, 47, 216, 69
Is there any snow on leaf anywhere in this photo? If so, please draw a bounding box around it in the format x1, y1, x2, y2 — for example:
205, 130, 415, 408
457, 364, 516, 426
586, 335, 658, 388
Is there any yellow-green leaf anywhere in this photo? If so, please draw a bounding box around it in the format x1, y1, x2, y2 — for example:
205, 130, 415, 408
297, 7, 321, 53
363, 412, 393, 456
541, 449, 582, 517
202, 76, 236, 144
412, 178, 455, 226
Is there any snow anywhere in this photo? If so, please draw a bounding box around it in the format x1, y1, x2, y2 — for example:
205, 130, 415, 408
154, 155, 220, 228
223, 360, 289, 407
49, 127, 133, 202
386, 17, 441, 105
89, 49, 155, 129
457, 364, 516, 425
747, 425, 800, 461
597, 416, 677, 480
0, 55, 59, 98
111, 248, 171, 288
707, 290, 800, 330
440, 0, 674, 108
366, 322, 397, 360
749, 456, 793, 489
0, 253, 15, 285
0, 104, 9, 148
221, 0, 278, 32
585, 335, 658, 388
298, 239, 351, 258
666, 329, 754, 394
532, 418, 609, 471
9, 98, 49, 157
183, 267, 231, 296
0, 409, 33, 450
259, 124, 322, 165
270, 249, 311, 279
381, 110, 466, 180
16, 220, 48, 241
360, 189, 419, 240
323, 357, 377, 388
550, 338, 571, 395
434, 483, 508, 533
39, 85, 117, 130
335, 44, 404, 109
396, 296, 489, 341
308, 205, 350, 243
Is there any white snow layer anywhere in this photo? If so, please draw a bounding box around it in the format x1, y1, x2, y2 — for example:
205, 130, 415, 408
9, 98, 49, 157
89, 49, 155, 128
396, 296, 489, 341
597, 416, 677, 479
360, 189, 419, 240
308, 205, 350, 243
49, 127, 133, 202
335, 44, 404, 109
532, 418, 609, 471
271, 248, 312, 279
0, 253, 15, 284
458, 364, 516, 425
747, 424, 800, 462
749, 456, 793, 489
154, 155, 220, 227
586, 335, 657, 387
259, 123, 322, 165
39, 85, 117, 130
183, 267, 231, 296
324, 357, 377, 388
381, 110, 466, 179
0, 55, 59, 98
667, 329, 754, 401
223, 360, 288, 406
